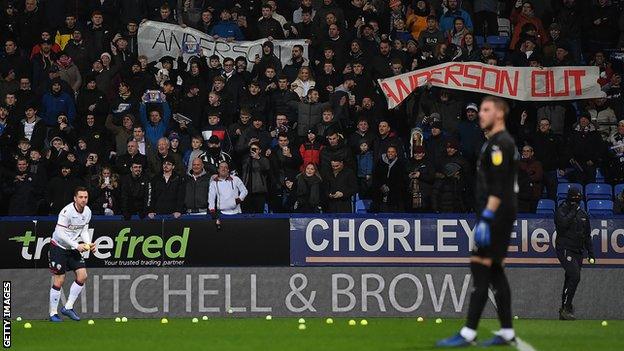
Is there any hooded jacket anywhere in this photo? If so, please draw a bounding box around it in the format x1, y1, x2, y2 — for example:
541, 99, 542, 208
40, 80, 77, 126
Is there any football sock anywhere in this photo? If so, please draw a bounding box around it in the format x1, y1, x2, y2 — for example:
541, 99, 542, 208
64, 281, 84, 310
49, 285, 61, 317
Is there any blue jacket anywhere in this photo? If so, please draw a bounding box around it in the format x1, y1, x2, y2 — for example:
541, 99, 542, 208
139, 102, 172, 148
356, 152, 374, 178
210, 20, 244, 41
40, 92, 76, 126
439, 9, 473, 33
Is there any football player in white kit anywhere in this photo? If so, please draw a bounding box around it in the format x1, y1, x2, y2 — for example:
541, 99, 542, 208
48, 187, 95, 322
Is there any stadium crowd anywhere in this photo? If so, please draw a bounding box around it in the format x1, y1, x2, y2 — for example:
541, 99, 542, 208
1, 0, 624, 218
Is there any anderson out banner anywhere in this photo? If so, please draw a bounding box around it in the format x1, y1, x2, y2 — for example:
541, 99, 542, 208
290, 215, 624, 266
138, 20, 308, 66
378, 62, 606, 108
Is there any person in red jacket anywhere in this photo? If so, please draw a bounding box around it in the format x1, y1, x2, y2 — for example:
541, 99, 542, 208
298, 129, 323, 172
510, 1, 548, 50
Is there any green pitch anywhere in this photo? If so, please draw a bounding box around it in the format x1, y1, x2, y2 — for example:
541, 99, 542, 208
9, 317, 623, 351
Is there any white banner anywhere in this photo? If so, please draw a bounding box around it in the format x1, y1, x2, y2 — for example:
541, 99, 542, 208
377, 62, 606, 109
138, 21, 308, 67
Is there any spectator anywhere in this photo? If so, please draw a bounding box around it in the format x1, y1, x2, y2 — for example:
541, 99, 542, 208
356, 141, 373, 199
372, 145, 407, 212
406, 145, 435, 212
120, 160, 149, 220
439, 0, 473, 33
607, 121, 624, 184
295, 163, 322, 213
236, 116, 272, 155
16, 105, 46, 151
146, 157, 185, 218
208, 161, 248, 216
373, 120, 405, 162
185, 158, 209, 215
407, 1, 431, 40
115, 140, 147, 176
288, 89, 331, 139
139, 97, 172, 148
240, 142, 270, 213
257, 4, 285, 39
210, 9, 244, 41
89, 166, 120, 215
510, 1, 548, 50
324, 157, 357, 213
40, 79, 77, 127
105, 114, 135, 155
269, 133, 303, 205
518, 145, 544, 213
5, 157, 46, 215
148, 137, 184, 177
433, 140, 468, 212
320, 130, 356, 178
567, 115, 604, 184
47, 163, 85, 214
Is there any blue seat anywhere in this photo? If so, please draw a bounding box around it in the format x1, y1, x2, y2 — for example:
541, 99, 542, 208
536, 199, 555, 215
487, 35, 509, 49
355, 199, 371, 213
585, 183, 612, 200
557, 183, 582, 201
475, 36, 485, 46
614, 183, 624, 198
587, 200, 614, 216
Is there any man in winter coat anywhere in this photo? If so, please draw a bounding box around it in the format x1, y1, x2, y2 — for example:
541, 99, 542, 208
40, 79, 76, 126
288, 89, 331, 139
120, 160, 149, 220
6, 157, 46, 215
518, 145, 544, 213
372, 146, 407, 213
324, 157, 357, 213
185, 158, 210, 214
147, 157, 185, 218
47, 164, 85, 214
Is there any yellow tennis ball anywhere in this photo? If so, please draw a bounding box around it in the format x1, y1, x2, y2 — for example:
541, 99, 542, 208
348, 319, 356, 326
325, 318, 334, 324
265, 315, 272, 320
202, 316, 208, 321
601, 321, 608, 327
114, 317, 121, 322
298, 318, 305, 324
24, 323, 32, 329
88, 320, 95, 325
360, 319, 368, 326
435, 318, 443, 324
298, 324, 306, 330
417, 317, 424, 322
121, 317, 128, 323
192, 318, 198, 323
161, 318, 168, 324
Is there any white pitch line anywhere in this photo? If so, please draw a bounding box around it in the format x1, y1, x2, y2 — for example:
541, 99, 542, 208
515, 337, 538, 351
490, 331, 538, 351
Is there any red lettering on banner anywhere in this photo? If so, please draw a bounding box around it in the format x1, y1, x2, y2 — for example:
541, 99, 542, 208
463, 64, 481, 89
500, 70, 519, 97
567, 69, 585, 96
550, 71, 569, 97
380, 82, 400, 105
531, 71, 550, 97
429, 68, 445, 84
395, 79, 412, 101
445, 64, 463, 86
480, 66, 500, 93
410, 71, 431, 90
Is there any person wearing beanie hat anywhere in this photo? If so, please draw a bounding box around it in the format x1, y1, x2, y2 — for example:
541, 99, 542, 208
554, 185, 595, 320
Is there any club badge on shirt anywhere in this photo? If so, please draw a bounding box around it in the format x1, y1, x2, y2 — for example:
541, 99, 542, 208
491, 145, 503, 166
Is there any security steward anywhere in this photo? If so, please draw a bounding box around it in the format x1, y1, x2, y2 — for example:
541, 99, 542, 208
554, 187, 596, 320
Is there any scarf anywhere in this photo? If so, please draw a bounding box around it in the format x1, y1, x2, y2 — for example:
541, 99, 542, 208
57, 56, 72, 69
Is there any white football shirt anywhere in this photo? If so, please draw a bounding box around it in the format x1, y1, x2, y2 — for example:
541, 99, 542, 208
51, 203, 92, 250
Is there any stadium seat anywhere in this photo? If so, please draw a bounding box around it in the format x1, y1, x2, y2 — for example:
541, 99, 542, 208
487, 36, 509, 49
614, 183, 624, 198
475, 35, 485, 46
587, 200, 614, 216
557, 183, 582, 201
595, 169, 606, 183
497, 18, 511, 36
355, 199, 372, 213
536, 199, 555, 215
585, 183, 612, 200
